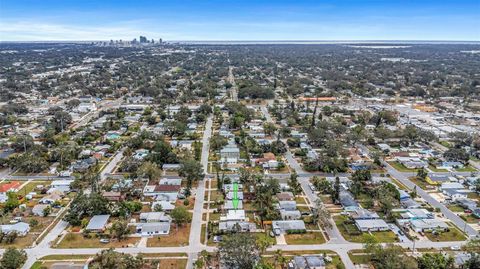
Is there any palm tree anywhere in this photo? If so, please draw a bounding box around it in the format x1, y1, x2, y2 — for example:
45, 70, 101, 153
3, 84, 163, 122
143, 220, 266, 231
273, 250, 289, 269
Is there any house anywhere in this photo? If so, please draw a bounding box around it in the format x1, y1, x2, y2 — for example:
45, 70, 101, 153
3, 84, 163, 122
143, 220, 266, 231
350, 208, 380, 220
272, 220, 306, 234
224, 200, 243, 210
49, 180, 74, 193
399, 209, 434, 220
219, 210, 255, 232
220, 210, 246, 222
151, 201, 175, 212
162, 164, 181, 171
437, 161, 464, 170
440, 182, 464, 190
0, 181, 21, 194
85, 215, 110, 232
280, 210, 302, 220
426, 173, 449, 185
339, 190, 359, 211
144, 184, 181, 197
401, 198, 421, 209
133, 149, 149, 160
137, 222, 171, 236
219, 220, 255, 232
288, 256, 326, 269
226, 191, 244, 200
473, 208, 480, 218
355, 219, 389, 232
456, 198, 478, 211
32, 204, 50, 216
159, 177, 182, 186
278, 201, 298, 211
410, 219, 449, 232
276, 192, 294, 201
39, 192, 62, 204
102, 191, 125, 202
0, 222, 30, 236
443, 189, 467, 202
139, 212, 172, 223
220, 144, 240, 164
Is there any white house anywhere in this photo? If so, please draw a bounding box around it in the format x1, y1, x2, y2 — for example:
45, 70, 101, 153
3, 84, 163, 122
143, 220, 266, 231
50, 180, 74, 193
136, 222, 171, 236
0, 222, 30, 236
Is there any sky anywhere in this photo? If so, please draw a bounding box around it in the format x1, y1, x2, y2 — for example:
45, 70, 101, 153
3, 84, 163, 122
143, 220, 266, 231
0, 0, 479, 41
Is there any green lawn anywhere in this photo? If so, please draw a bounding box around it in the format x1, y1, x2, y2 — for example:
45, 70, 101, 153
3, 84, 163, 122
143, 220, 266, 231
408, 177, 430, 190
333, 215, 398, 243
424, 226, 467, 242
388, 161, 419, 172
285, 232, 326, 245
456, 165, 477, 172
428, 165, 448, 173
348, 252, 371, 265
447, 204, 465, 212
460, 214, 480, 224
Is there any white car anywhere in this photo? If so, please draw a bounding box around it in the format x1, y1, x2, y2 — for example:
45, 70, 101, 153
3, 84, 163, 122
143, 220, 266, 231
450, 246, 460, 251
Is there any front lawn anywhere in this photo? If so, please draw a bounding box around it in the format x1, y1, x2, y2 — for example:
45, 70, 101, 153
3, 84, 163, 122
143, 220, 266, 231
55, 233, 139, 248
424, 226, 467, 242
333, 215, 398, 243
147, 224, 190, 247
388, 161, 419, 172
284, 231, 326, 244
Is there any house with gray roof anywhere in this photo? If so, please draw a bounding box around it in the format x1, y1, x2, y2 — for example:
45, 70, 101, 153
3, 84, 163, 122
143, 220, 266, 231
85, 215, 110, 232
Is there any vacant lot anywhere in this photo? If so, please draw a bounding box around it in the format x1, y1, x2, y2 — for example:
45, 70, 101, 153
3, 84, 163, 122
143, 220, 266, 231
285, 232, 326, 244
55, 233, 139, 248
147, 224, 190, 247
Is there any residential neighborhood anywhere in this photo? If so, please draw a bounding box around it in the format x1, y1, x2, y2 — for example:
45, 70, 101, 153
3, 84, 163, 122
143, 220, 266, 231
0, 31, 479, 269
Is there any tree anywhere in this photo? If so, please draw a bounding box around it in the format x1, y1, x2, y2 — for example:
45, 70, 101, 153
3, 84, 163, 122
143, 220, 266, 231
444, 147, 470, 164
179, 159, 204, 195
110, 220, 130, 241
417, 253, 454, 269
4, 192, 19, 213
312, 199, 332, 229
263, 122, 277, 136
218, 233, 260, 269
89, 248, 144, 269
417, 167, 428, 181
364, 241, 418, 269
64, 193, 110, 226
210, 135, 228, 151
194, 250, 212, 269
170, 206, 191, 228
312, 176, 333, 194
333, 176, 341, 203
273, 250, 289, 269
0, 247, 27, 269
287, 172, 302, 197
136, 161, 162, 181
50, 110, 73, 133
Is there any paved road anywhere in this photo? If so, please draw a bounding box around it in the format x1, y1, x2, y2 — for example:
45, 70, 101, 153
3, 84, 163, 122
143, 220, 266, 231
358, 144, 478, 237
384, 161, 478, 237
186, 115, 213, 269
100, 148, 125, 182
228, 66, 238, 102
260, 105, 351, 266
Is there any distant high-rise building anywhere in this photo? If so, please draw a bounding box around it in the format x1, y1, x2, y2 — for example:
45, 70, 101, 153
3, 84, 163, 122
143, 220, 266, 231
159, 38, 163, 44
139, 36, 147, 43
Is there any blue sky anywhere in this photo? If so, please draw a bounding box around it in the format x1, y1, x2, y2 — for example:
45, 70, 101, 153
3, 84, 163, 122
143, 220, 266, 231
0, 0, 479, 41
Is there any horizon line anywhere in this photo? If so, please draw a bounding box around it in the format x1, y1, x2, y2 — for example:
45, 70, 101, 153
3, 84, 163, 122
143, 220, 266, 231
1, 39, 479, 44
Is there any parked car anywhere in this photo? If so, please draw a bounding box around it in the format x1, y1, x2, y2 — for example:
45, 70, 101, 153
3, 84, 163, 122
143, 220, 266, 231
274, 228, 281, 236
99, 239, 110, 244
